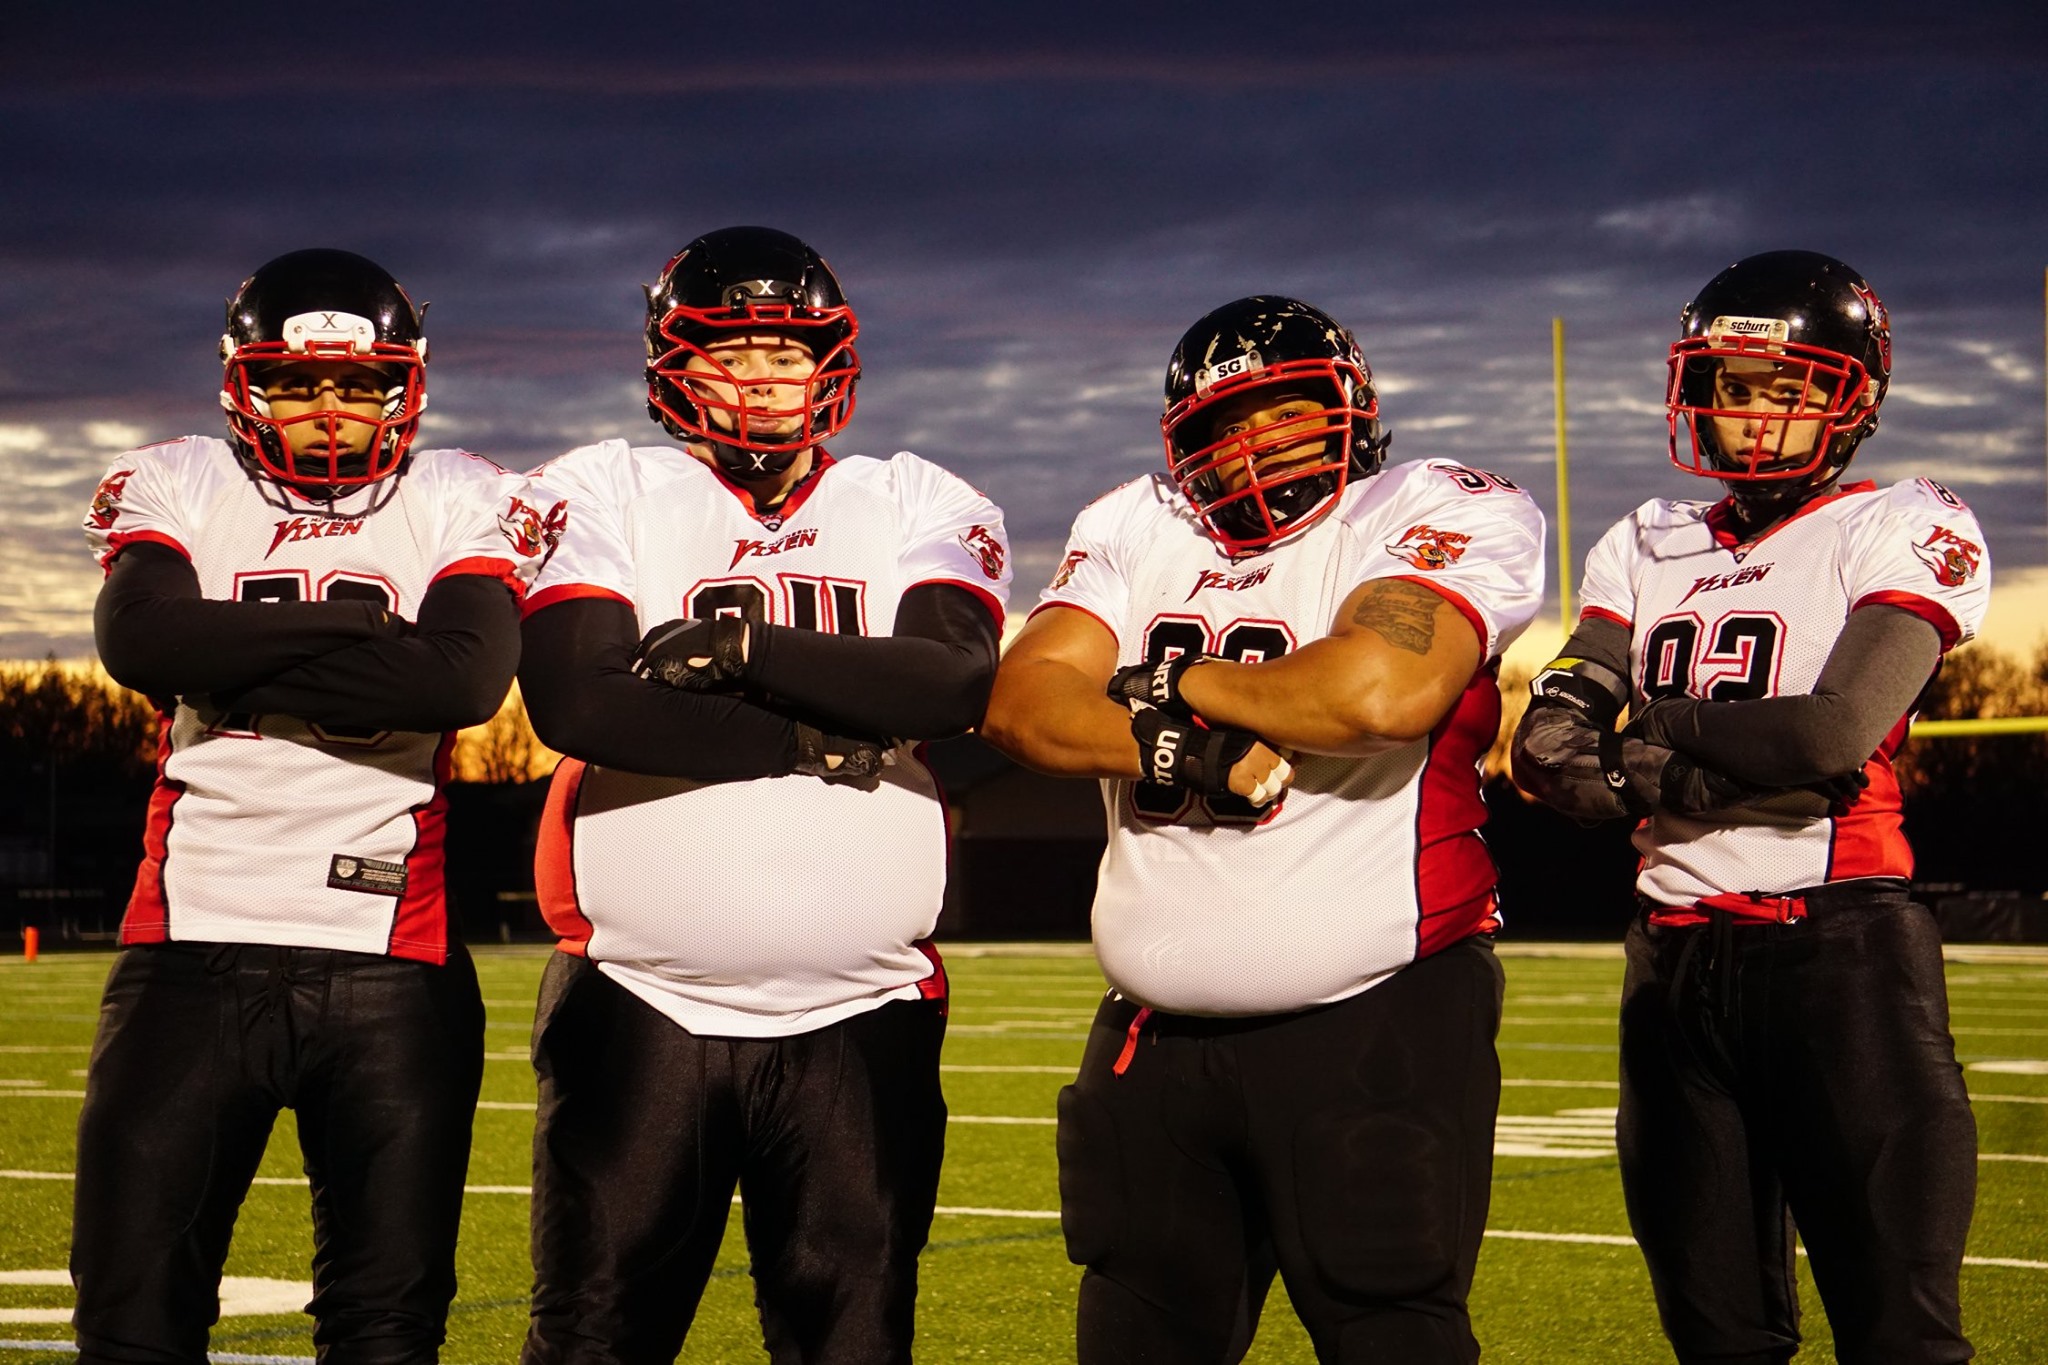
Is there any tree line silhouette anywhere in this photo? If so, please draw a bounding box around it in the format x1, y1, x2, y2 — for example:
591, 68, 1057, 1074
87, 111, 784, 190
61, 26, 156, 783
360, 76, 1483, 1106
4, 643, 2043, 943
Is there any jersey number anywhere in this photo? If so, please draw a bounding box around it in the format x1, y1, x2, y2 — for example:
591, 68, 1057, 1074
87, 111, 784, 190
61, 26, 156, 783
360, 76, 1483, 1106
218, 572, 398, 745
684, 576, 868, 634
1641, 611, 1785, 702
1130, 615, 1295, 826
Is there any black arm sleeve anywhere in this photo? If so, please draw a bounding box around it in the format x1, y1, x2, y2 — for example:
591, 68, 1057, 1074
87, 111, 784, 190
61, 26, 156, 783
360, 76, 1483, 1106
1632, 605, 1942, 785
94, 541, 400, 697
210, 573, 522, 733
519, 596, 801, 781
741, 582, 1000, 739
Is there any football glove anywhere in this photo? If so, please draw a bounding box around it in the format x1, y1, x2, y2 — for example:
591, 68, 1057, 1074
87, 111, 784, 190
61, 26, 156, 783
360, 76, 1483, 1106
632, 617, 748, 692
1107, 653, 1226, 720
1129, 705, 1281, 804
793, 722, 889, 785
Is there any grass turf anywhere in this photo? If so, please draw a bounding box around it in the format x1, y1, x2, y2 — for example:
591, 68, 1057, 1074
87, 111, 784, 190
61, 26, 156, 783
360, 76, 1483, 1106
2, 944, 2044, 1362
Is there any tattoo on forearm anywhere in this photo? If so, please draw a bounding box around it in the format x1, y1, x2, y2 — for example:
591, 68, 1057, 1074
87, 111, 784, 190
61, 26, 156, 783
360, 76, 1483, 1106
1351, 580, 1441, 655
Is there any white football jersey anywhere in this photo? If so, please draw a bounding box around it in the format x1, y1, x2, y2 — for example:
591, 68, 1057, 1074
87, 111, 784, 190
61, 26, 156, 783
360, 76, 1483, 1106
1039, 459, 1545, 1016
1578, 477, 1990, 911
81, 436, 552, 963
526, 442, 1011, 1037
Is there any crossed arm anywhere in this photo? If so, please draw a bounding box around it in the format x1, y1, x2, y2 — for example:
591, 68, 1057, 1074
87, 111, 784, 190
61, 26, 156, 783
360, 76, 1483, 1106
981, 576, 1483, 785
97, 541, 519, 732
1510, 604, 1940, 820
520, 583, 999, 782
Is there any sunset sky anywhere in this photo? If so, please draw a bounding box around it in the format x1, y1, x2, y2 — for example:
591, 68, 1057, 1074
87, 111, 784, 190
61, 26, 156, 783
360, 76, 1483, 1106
5, 3, 2045, 660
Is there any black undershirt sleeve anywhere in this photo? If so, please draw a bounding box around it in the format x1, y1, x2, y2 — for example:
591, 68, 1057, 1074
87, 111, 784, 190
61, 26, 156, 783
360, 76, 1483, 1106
95, 540, 403, 698
519, 596, 801, 781
743, 582, 1000, 740
209, 573, 523, 733
1630, 604, 1942, 785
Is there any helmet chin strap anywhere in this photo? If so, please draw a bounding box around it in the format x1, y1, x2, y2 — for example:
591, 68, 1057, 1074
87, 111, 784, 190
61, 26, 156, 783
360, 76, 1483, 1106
709, 439, 800, 479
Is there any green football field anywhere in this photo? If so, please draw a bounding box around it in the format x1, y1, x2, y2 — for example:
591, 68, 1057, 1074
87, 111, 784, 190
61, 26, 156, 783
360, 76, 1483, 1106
2, 944, 2044, 1363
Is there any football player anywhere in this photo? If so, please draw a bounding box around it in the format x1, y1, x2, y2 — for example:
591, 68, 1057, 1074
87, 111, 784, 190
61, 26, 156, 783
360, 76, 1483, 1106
1510, 250, 1984, 1365
981, 296, 1545, 1364
516, 226, 1009, 1363
75, 248, 553, 1363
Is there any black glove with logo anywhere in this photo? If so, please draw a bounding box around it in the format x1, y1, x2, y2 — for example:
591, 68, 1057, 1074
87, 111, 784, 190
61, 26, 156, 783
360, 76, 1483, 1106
793, 722, 889, 785
632, 617, 749, 692
1129, 705, 1260, 801
1107, 653, 1226, 721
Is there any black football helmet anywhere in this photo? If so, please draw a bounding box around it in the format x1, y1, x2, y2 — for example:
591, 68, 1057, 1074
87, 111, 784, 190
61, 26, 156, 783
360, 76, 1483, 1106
1667, 250, 1890, 515
1162, 296, 1389, 554
644, 226, 860, 479
218, 248, 428, 490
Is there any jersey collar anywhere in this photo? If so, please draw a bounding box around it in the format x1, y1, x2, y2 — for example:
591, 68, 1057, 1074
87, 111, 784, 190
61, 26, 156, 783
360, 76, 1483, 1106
699, 448, 837, 526
1704, 479, 1876, 551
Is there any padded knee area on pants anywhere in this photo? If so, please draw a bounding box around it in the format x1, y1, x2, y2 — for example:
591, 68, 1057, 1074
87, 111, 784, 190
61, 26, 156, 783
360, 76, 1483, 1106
1293, 1107, 1464, 1300
1057, 1085, 1124, 1267
1336, 1306, 1476, 1364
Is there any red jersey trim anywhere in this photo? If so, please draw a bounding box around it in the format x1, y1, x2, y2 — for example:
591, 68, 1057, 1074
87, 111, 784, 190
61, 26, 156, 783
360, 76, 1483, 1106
1702, 480, 1877, 551
1412, 667, 1505, 959
102, 530, 189, 570
121, 711, 182, 945
1853, 590, 1962, 653
1025, 600, 1121, 649
1580, 605, 1631, 630
1388, 575, 1490, 657
912, 937, 949, 1015
1826, 710, 1914, 884
536, 758, 595, 954
386, 732, 455, 965
432, 555, 526, 598
522, 582, 633, 619
701, 449, 837, 523
909, 576, 1005, 632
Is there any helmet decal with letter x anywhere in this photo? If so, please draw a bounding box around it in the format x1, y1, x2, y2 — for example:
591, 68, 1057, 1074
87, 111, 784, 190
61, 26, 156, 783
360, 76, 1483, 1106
1667, 249, 1890, 516
1162, 296, 1390, 556
218, 248, 428, 490
644, 226, 860, 480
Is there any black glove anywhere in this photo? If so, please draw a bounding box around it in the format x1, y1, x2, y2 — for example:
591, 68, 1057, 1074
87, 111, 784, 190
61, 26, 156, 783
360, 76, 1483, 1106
1107, 653, 1226, 720
1623, 693, 1696, 748
1804, 768, 1871, 812
632, 617, 749, 691
792, 722, 888, 785
1130, 705, 1258, 801
1656, 750, 1766, 816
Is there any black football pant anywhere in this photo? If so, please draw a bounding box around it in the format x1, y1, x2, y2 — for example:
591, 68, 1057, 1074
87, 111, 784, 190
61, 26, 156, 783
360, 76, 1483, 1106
71, 941, 485, 1365
1058, 936, 1505, 1365
1617, 888, 1976, 1365
521, 951, 948, 1365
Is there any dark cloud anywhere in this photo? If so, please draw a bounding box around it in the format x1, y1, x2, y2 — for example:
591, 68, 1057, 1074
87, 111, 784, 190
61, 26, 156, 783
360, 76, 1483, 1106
3, 7, 2044, 654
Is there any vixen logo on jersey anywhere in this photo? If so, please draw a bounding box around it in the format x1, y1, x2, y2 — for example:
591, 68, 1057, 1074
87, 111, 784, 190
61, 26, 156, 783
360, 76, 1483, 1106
959, 525, 1006, 580
1050, 550, 1089, 590
1912, 527, 1981, 587
267, 516, 366, 558
498, 497, 552, 558
1678, 563, 1773, 604
87, 470, 134, 530
730, 527, 819, 570
1185, 563, 1273, 602
1384, 524, 1471, 570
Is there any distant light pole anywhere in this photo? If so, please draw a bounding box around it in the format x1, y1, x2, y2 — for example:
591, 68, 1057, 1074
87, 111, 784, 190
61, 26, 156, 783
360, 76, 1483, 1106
1553, 316, 1572, 636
